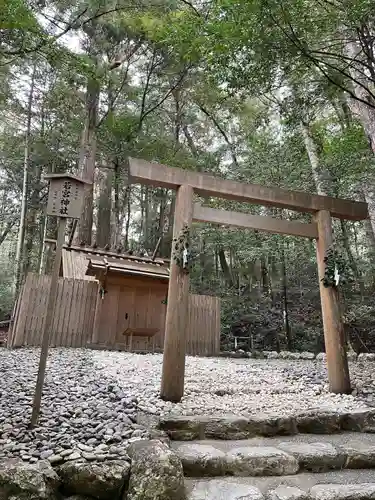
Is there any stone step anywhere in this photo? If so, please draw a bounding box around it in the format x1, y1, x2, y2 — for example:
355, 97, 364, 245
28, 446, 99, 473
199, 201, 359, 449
186, 470, 375, 499
159, 409, 375, 440
171, 433, 375, 477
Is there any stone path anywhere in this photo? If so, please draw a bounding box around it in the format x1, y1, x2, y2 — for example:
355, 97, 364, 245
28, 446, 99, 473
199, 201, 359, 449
159, 411, 375, 440
160, 413, 375, 499
186, 470, 375, 499
171, 433, 375, 477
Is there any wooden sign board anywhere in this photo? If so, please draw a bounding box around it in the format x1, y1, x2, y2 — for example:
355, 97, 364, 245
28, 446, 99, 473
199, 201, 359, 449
45, 174, 87, 219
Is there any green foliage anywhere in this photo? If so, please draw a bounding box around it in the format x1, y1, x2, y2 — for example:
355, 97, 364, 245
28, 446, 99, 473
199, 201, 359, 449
1, 0, 37, 29
1, 0, 375, 354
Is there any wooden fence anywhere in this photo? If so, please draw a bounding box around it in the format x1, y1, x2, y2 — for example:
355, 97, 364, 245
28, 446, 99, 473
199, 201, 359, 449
8, 274, 98, 348
8, 274, 220, 356
186, 294, 221, 356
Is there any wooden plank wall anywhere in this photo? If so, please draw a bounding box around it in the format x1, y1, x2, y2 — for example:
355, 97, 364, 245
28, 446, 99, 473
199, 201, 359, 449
8, 273, 98, 348
8, 274, 221, 356
96, 275, 168, 352
187, 294, 221, 356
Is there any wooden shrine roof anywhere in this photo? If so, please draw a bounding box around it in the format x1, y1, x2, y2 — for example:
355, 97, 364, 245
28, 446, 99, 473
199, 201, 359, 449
62, 245, 169, 281
86, 255, 170, 281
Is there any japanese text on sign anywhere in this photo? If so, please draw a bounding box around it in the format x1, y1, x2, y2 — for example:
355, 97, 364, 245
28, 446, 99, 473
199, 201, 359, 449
46, 178, 84, 219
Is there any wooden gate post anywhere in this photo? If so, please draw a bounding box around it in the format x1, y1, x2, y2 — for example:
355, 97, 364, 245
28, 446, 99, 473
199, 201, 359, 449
160, 184, 193, 402
315, 210, 351, 394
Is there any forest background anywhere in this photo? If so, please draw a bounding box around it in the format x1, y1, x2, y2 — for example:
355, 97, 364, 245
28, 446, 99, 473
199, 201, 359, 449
2, 0, 375, 352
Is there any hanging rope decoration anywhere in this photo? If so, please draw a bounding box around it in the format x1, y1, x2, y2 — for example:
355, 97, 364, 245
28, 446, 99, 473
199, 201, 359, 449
172, 223, 192, 274
99, 284, 107, 299
99, 264, 109, 300
322, 246, 348, 288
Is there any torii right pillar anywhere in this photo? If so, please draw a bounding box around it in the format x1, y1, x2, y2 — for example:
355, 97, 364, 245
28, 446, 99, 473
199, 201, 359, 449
315, 210, 351, 394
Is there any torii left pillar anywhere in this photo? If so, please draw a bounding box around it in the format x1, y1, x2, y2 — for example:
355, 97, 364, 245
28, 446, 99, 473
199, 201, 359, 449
160, 184, 193, 402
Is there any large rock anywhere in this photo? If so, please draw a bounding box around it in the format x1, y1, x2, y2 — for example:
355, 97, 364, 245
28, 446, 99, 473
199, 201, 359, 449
284, 353, 301, 360
341, 444, 375, 469
204, 416, 255, 440
296, 411, 341, 434
300, 352, 315, 360
173, 443, 227, 477
226, 446, 299, 476
246, 414, 297, 437
310, 483, 375, 500
0, 459, 60, 500
267, 352, 279, 359
57, 460, 130, 500
65, 497, 93, 500
278, 442, 346, 472
347, 351, 358, 362
279, 351, 291, 359
358, 354, 375, 362
159, 416, 205, 440
267, 486, 309, 500
160, 415, 297, 441
188, 479, 264, 500
316, 353, 327, 362
127, 439, 185, 500
148, 428, 171, 446
340, 409, 375, 433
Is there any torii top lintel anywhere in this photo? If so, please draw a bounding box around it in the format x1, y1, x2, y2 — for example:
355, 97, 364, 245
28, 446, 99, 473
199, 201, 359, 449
128, 158, 368, 221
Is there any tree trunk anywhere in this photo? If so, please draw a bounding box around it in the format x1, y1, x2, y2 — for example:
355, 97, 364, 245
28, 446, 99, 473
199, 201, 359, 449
162, 194, 175, 258
198, 103, 239, 169
96, 163, 113, 248
77, 72, 100, 245
300, 120, 335, 196
0, 218, 16, 247
361, 182, 375, 239
344, 40, 375, 236
23, 168, 41, 275
183, 125, 199, 160
38, 214, 47, 274
280, 242, 293, 350
218, 247, 234, 287
143, 186, 153, 253
123, 186, 131, 250
199, 236, 206, 285
113, 159, 121, 247
14, 62, 36, 295
357, 188, 375, 286
154, 191, 168, 259
340, 219, 364, 295
345, 40, 375, 151
260, 256, 269, 295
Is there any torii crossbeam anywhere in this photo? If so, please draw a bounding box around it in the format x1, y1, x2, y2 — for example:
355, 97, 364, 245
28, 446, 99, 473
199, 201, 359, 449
129, 157, 369, 402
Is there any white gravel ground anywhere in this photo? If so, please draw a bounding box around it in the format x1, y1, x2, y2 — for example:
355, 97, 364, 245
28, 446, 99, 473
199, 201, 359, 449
0, 348, 373, 464
91, 350, 372, 417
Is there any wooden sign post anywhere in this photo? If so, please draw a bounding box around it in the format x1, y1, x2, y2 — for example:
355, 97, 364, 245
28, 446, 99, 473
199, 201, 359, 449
30, 174, 89, 428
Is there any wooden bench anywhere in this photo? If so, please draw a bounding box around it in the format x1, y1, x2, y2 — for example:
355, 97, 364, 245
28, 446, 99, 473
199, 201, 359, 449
121, 327, 159, 353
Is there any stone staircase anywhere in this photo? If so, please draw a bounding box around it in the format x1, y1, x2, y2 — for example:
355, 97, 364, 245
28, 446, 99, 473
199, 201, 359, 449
158, 410, 375, 500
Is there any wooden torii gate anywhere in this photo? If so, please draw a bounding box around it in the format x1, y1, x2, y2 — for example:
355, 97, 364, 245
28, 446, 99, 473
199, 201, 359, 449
129, 157, 369, 403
